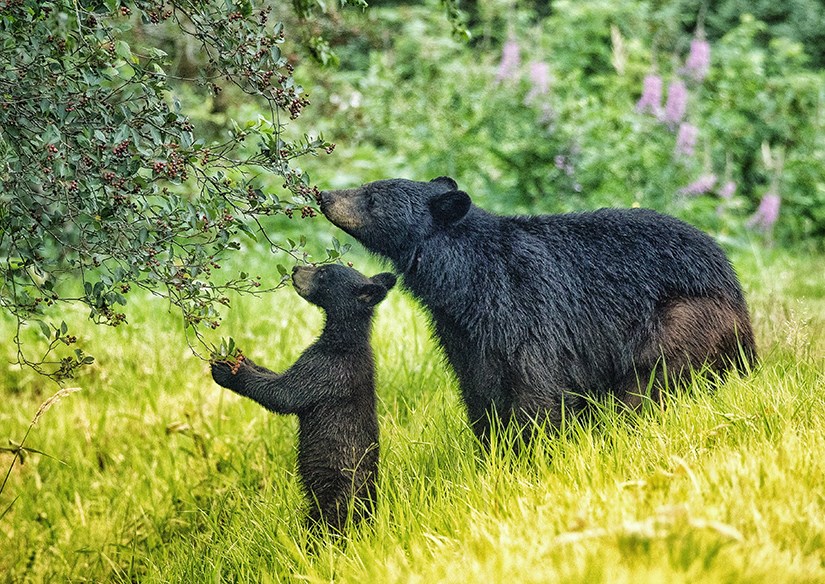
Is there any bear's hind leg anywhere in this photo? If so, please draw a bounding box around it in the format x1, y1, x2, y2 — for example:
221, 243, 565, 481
619, 295, 756, 409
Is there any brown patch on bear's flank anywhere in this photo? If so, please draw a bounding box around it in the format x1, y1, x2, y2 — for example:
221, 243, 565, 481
619, 295, 756, 409
657, 296, 755, 371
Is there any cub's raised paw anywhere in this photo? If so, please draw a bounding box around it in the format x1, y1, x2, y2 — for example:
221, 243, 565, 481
210, 356, 244, 388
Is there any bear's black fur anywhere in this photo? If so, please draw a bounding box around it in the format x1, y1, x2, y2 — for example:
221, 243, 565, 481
320, 177, 757, 445
211, 264, 396, 531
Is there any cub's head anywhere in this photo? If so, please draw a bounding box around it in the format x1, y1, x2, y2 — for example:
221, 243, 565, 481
291, 264, 396, 318
318, 177, 471, 264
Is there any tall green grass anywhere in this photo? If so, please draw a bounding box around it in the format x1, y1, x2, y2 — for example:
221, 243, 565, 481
1, 245, 823, 582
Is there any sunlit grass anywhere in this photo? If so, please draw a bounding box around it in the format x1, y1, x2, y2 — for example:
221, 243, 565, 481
1, 245, 823, 582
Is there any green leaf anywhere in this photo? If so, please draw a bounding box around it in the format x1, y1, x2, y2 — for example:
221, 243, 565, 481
117, 63, 135, 80
115, 40, 133, 61
237, 223, 258, 242
37, 320, 51, 339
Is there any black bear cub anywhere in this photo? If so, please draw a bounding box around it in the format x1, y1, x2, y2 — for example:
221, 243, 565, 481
319, 177, 757, 447
211, 264, 396, 531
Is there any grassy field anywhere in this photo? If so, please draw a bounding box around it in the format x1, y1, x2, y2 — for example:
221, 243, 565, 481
1, 243, 824, 583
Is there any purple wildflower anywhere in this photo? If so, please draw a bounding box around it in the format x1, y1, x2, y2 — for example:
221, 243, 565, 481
636, 74, 663, 115
678, 174, 717, 196
496, 37, 521, 83
663, 79, 688, 127
684, 38, 711, 82
553, 154, 574, 177
674, 122, 699, 158
718, 181, 737, 199
747, 191, 781, 230
525, 61, 551, 104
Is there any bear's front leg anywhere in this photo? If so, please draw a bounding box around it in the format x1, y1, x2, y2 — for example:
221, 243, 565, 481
210, 356, 323, 415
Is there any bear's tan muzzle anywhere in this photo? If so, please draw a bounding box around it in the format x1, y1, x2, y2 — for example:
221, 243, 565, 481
319, 189, 365, 231
291, 265, 317, 296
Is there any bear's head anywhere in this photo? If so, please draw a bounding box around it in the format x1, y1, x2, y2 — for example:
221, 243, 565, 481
318, 177, 471, 265
292, 264, 396, 318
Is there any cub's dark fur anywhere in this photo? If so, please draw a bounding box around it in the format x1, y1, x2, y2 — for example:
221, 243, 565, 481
211, 264, 396, 530
320, 177, 756, 445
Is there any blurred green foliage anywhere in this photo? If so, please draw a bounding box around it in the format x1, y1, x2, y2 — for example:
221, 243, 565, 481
676, 0, 825, 69
291, 0, 825, 247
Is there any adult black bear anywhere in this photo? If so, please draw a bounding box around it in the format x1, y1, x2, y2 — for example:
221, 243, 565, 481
319, 177, 756, 445
211, 264, 396, 531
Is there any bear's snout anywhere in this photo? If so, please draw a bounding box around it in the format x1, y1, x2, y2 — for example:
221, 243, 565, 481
291, 265, 317, 296
318, 189, 344, 211
318, 188, 364, 232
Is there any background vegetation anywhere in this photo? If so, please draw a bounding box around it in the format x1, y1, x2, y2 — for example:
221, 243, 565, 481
2, 0, 824, 581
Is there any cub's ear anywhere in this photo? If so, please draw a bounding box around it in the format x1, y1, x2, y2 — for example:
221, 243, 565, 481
430, 176, 458, 190
430, 190, 471, 225
370, 272, 397, 291
357, 283, 389, 307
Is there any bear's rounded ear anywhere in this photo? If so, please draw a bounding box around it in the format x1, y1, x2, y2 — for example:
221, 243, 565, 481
370, 272, 397, 291
357, 283, 389, 307
430, 190, 471, 225
430, 176, 458, 190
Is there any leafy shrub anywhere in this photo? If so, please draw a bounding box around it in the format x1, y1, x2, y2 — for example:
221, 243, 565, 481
0, 0, 345, 379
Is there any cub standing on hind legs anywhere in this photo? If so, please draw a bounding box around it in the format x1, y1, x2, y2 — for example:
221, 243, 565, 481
319, 176, 757, 448
211, 264, 396, 532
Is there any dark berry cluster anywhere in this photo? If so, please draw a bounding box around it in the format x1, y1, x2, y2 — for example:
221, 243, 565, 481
151, 149, 188, 180
45, 143, 58, 162
46, 34, 67, 53
146, 8, 171, 23
32, 294, 58, 308
271, 86, 310, 120
100, 306, 127, 326
112, 140, 130, 157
